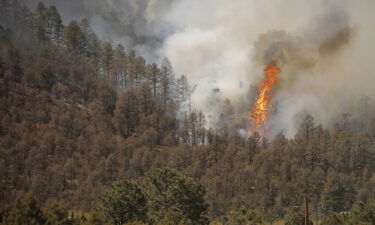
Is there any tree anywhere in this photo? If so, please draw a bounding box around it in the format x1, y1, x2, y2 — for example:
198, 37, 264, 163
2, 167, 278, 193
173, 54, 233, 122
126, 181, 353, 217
247, 132, 260, 164
143, 168, 208, 225
44, 202, 75, 225
112, 44, 126, 91
126, 50, 137, 88
321, 172, 347, 215
145, 63, 160, 98
351, 133, 372, 177
101, 40, 114, 80
320, 202, 375, 225
138, 82, 154, 115
99, 180, 148, 225
222, 206, 263, 225
89, 38, 102, 76
293, 114, 315, 166
284, 213, 313, 225
176, 75, 192, 116
65, 21, 85, 55
0, 203, 8, 224
79, 18, 96, 57
320, 213, 345, 225
134, 56, 146, 88
0, 56, 4, 78
97, 81, 117, 115
160, 58, 175, 106
331, 125, 353, 174
33, 59, 55, 90
180, 111, 207, 147
4, 193, 45, 225
346, 202, 375, 225
46, 6, 64, 46
3, 41, 22, 81
34, 1, 47, 44
114, 90, 139, 137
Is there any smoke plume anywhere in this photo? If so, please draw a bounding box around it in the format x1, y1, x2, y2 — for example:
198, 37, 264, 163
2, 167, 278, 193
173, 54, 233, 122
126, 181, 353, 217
29, 0, 375, 137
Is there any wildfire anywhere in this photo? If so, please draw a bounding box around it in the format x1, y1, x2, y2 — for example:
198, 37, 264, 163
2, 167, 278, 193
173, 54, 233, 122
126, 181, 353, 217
249, 61, 280, 132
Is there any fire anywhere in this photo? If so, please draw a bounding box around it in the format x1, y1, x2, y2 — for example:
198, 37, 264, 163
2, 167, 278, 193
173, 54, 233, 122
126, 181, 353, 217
249, 61, 280, 132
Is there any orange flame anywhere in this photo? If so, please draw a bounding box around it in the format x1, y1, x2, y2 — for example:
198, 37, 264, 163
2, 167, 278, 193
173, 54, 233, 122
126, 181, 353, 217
249, 61, 280, 133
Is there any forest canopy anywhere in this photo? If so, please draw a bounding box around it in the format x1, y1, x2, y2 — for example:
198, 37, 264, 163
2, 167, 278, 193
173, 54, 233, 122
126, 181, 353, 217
0, 1, 375, 225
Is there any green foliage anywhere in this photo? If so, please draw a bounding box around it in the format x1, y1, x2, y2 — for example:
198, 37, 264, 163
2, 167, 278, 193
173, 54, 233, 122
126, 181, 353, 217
1, 2, 375, 225
320, 213, 344, 225
144, 167, 208, 225
346, 202, 375, 225
99, 180, 148, 225
0, 204, 8, 224
44, 202, 74, 225
321, 202, 375, 225
222, 206, 263, 225
69, 210, 105, 225
65, 21, 86, 55
284, 213, 312, 225
321, 172, 350, 214
114, 90, 139, 137
98, 168, 208, 225
0, 195, 106, 225
3, 193, 45, 225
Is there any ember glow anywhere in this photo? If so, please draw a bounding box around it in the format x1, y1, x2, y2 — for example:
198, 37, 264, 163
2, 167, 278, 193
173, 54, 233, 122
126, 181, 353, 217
249, 61, 280, 133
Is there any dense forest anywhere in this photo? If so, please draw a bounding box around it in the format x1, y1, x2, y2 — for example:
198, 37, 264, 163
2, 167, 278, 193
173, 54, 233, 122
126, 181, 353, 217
0, 1, 375, 224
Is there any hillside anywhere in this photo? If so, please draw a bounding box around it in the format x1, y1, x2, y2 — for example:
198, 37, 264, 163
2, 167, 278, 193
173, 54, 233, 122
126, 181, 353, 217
1, 1, 375, 225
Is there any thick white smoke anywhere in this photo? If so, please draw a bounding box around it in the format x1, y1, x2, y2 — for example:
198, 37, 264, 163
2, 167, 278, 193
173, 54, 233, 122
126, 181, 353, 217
30, 0, 375, 137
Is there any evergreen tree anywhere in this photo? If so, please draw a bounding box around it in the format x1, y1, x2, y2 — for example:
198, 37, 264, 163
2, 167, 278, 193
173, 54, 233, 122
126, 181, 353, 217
321, 173, 347, 215
45, 6, 63, 45
34, 1, 47, 44
145, 63, 160, 98
160, 57, 175, 106
99, 180, 148, 225
4, 193, 45, 225
65, 21, 85, 55
143, 168, 208, 225
101, 40, 114, 80
78, 18, 92, 57
114, 90, 139, 137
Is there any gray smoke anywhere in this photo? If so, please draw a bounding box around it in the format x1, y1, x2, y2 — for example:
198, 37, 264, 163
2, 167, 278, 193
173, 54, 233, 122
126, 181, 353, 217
28, 0, 375, 137
253, 4, 356, 84
27, 0, 176, 61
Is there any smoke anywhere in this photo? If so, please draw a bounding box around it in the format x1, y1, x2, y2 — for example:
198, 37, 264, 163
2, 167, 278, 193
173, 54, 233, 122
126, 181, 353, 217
28, 0, 375, 137
161, 0, 375, 137
250, 1, 375, 137
27, 0, 175, 61
253, 4, 356, 84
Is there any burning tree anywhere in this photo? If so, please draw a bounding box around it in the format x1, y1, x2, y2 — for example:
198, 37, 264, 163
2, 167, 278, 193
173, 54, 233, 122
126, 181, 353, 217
249, 61, 280, 133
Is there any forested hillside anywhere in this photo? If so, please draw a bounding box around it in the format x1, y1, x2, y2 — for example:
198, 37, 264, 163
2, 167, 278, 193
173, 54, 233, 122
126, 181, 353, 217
1, 1, 375, 225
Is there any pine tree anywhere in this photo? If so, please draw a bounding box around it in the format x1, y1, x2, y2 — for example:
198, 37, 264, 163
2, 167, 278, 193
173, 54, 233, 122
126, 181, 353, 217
321, 172, 347, 215
99, 180, 148, 225
79, 18, 93, 57
114, 91, 139, 138
5, 193, 45, 225
34, 1, 47, 44
143, 168, 208, 225
160, 58, 175, 106
49, 6, 64, 46
65, 21, 85, 55
112, 44, 126, 91
176, 75, 192, 119
101, 40, 114, 80
145, 63, 160, 98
